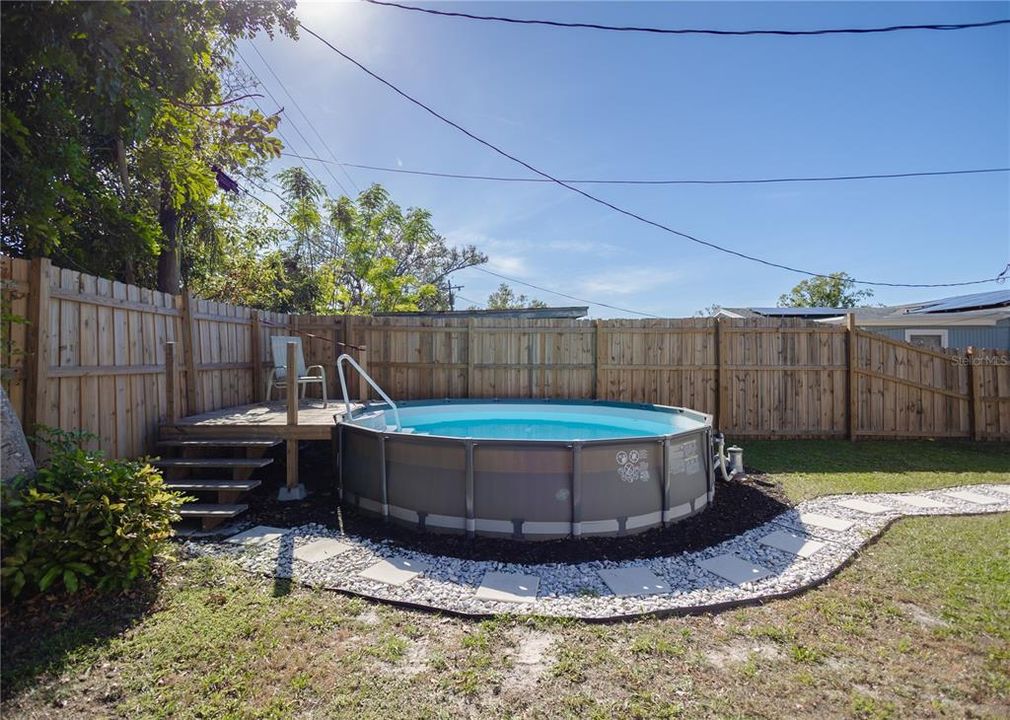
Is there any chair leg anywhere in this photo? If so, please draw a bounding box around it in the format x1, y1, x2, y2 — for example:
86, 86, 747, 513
321, 371, 328, 408
264, 370, 275, 402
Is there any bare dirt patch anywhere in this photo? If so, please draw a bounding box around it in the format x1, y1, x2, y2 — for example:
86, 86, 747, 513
704, 638, 782, 668
897, 602, 949, 630
503, 630, 557, 692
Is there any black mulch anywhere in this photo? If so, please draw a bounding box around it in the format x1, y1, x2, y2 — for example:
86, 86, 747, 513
238, 442, 791, 566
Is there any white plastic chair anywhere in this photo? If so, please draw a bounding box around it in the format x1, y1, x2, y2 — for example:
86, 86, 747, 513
266, 336, 327, 407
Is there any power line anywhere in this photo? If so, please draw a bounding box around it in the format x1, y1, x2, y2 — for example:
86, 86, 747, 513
248, 42, 361, 194
472, 267, 657, 317
454, 294, 485, 308
298, 22, 1008, 289
364, 1, 1010, 37
234, 47, 349, 197
283, 153, 1010, 186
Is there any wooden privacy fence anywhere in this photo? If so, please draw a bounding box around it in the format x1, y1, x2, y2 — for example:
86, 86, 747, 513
340, 315, 1010, 441
1, 257, 293, 457
3, 257, 1010, 460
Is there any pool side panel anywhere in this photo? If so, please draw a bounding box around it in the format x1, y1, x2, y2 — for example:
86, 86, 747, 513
473, 445, 573, 540
386, 435, 466, 532
341, 427, 384, 517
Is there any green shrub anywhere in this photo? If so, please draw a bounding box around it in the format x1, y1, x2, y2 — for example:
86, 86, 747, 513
1, 428, 188, 598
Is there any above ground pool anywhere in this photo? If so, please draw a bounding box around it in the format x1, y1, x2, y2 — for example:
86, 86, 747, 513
335, 400, 714, 540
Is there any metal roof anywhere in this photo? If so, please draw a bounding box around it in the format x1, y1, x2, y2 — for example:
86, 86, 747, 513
748, 307, 847, 317
907, 290, 1010, 314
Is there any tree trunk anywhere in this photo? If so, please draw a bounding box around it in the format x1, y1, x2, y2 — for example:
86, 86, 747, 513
1, 386, 35, 483
157, 190, 180, 293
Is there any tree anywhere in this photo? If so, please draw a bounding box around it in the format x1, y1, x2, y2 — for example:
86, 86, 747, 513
1, 1, 297, 291
484, 283, 547, 310
778, 272, 873, 308
273, 176, 487, 314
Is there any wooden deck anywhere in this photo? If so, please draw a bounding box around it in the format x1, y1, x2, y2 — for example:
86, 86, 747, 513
161, 400, 363, 441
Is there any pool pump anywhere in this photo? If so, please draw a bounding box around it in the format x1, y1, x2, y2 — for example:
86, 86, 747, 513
713, 433, 745, 481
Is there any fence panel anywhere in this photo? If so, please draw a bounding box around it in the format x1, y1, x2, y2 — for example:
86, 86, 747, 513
721, 319, 848, 438
853, 332, 970, 438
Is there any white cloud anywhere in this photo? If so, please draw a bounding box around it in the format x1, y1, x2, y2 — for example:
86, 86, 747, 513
576, 267, 682, 297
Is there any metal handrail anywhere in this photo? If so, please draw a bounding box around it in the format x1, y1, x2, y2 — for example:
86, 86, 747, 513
336, 353, 402, 431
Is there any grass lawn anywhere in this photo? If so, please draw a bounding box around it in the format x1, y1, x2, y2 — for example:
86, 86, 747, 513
2, 441, 1009, 719
741, 439, 1010, 502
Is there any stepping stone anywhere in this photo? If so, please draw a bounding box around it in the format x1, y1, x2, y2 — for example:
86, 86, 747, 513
758, 530, 826, 558
475, 572, 539, 604
836, 498, 889, 515
894, 494, 949, 509
796, 512, 854, 532
293, 539, 353, 564
358, 557, 427, 586
988, 486, 1010, 496
696, 554, 774, 585
943, 490, 1000, 506
225, 525, 287, 546
597, 567, 671, 597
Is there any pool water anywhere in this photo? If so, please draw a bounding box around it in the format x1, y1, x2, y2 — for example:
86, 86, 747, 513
353, 403, 707, 441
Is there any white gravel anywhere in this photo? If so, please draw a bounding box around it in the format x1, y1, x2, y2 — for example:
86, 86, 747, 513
179, 483, 1010, 620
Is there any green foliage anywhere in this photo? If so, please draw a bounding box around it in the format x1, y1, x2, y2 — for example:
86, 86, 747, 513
484, 282, 547, 310
1, 0, 297, 288
777, 272, 874, 308
0, 428, 187, 600
276, 180, 487, 314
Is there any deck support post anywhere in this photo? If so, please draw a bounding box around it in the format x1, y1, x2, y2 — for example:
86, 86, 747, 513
279, 340, 305, 500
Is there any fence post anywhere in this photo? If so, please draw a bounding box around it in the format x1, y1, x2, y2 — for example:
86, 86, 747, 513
23, 257, 51, 446
467, 317, 476, 397
966, 346, 981, 441
164, 341, 177, 424
250, 310, 262, 402
179, 291, 199, 415
847, 313, 858, 441
715, 317, 726, 432
357, 345, 369, 402
594, 319, 603, 400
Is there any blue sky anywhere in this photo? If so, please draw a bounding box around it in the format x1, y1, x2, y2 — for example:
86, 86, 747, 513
244, 1, 1010, 316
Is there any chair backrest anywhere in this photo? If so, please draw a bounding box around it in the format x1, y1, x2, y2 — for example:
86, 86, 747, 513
270, 336, 307, 379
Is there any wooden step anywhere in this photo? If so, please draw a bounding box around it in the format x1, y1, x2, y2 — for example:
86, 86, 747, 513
153, 457, 273, 469
158, 437, 283, 449
164, 479, 262, 492
179, 503, 249, 518
179, 502, 250, 530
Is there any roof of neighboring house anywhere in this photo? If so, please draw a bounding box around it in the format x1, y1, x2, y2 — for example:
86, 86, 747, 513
716, 306, 844, 319
374, 306, 589, 320
718, 290, 1010, 327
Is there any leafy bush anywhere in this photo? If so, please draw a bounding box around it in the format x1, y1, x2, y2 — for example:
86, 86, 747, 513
1, 428, 188, 598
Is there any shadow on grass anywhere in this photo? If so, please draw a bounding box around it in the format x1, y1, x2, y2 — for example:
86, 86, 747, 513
0, 575, 161, 702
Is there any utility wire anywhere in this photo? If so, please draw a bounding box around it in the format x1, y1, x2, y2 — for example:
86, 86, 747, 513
248, 43, 361, 194
283, 153, 1010, 186
364, 1, 1010, 37
235, 48, 349, 196
298, 22, 1008, 289
473, 267, 657, 317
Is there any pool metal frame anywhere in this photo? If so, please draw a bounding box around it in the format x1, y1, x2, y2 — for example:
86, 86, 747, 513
335, 399, 715, 540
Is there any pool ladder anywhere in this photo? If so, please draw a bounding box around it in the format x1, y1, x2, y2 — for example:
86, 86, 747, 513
336, 353, 402, 431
